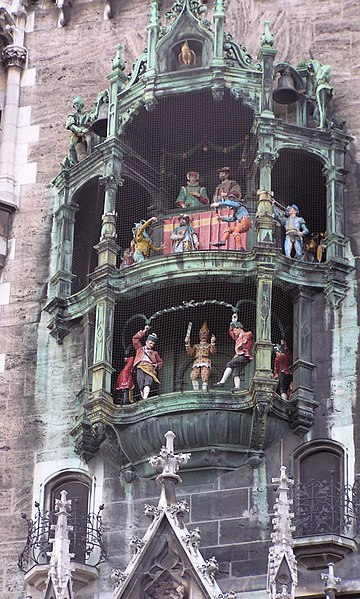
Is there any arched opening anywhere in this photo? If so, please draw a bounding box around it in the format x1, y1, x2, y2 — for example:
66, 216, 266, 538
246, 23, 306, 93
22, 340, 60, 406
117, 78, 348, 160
124, 90, 256, 212
272, 149, 327, 262
112, 278, 257, 400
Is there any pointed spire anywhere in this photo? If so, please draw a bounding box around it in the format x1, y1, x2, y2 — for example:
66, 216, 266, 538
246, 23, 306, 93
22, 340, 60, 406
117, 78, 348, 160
46, 490, 74, 599
267, 466, 297, 599
149, 431, 191, 507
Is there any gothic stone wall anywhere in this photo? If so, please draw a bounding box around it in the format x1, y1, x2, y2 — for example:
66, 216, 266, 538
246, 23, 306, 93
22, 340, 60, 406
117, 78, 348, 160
1, 0, 360, 598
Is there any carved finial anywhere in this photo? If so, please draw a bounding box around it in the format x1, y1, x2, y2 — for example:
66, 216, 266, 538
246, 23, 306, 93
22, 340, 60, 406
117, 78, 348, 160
112, 44, 126, 71
267, 466, 297, 599
260, 20, 274, 47
46, 490, 75, 599
148, 0, 159, 26
149, 431, 191, 507
321, 563, 341, 598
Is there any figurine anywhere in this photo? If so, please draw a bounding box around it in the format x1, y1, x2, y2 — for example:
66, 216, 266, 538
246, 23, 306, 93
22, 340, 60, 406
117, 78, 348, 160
213, 167, 241, 202
272, 202, 309, 260
303, 233, 318, 262
210, 194, 252, 251
170, 214, 200, 253
184, 322, 216, 391
119, 245, 134, 269
132, 217, 165, 263
215, 314, 253, 391
178, 41, 196, 67
306, 60, 333, 129
65, 96, 93, 165
273, 341, 293, 400
132, 326, 163, 400
114, 354, 135, 405
176, 171, 209, 209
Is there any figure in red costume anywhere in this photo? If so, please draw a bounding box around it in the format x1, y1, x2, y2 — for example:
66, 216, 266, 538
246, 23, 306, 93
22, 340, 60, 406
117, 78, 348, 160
215, 313, 253, 391
115, 355, 135, 405
273, 340, 293, 400
132, 325, 163, 400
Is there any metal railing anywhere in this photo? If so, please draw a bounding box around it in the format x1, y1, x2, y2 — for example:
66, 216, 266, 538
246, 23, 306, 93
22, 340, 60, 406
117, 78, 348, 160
293, 476, 358, 538
18, 499, 106, 572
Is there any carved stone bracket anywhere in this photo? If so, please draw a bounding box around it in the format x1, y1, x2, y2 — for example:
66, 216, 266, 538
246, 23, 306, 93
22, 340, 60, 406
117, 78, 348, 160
55, 0, 72, 27
2, 44, 27, 69
99, 173, 124, 192
103, 0, 115, 19
118, 100, 143, 134
48, 313, 71, 344
249, 389, 273, 451
211, 84, 225, 101
72, 417, 106, 462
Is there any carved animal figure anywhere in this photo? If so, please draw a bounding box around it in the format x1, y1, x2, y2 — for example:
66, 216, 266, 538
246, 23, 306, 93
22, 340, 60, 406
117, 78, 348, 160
179, 41, 196, 66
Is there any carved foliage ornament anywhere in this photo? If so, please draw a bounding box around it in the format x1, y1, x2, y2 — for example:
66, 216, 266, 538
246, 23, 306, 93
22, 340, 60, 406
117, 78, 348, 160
2, 44, 27, 68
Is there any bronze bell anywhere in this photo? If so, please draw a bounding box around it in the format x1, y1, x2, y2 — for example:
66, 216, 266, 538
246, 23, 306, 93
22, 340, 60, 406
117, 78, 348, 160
91, 101, 108, 137
273, 71, 298, 105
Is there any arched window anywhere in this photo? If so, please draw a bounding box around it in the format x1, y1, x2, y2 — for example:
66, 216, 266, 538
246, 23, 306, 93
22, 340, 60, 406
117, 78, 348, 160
45, 472, 91, 563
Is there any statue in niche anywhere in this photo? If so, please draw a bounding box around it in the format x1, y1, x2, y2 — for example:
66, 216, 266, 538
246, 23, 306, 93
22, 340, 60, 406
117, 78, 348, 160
214, 313, 253, 391
132, 217, 165, 263
178, 41, 196, 67
114, 353, 135, 405
65, 96, 94, 165
213, 167, 242, 202
273, 341, 293, 400
210, 194, 251, 252
306, 60, 333, 129
272, 201, 309, 260
175, 171, 209, 209
132, 325, 163, 400
170, 214, 199, 253
184, 322, 216, 391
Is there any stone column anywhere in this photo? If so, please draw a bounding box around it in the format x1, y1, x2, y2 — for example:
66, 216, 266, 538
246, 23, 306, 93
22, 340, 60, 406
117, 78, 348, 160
90, 289, 116, 397
50, 201, 78, 298
107, 45, 128, 138
324, 161, 347, 261
212, 0, 225, 68
255, 190, 276, 244
254, 267, 274, 380
249, 265, 277, 450
290, 287, 317, 434
259, 22, 277, 118
95, 151, 122, 270
0, 44, 27, 266
0, 44, 27, 209
146, 0, 159, 74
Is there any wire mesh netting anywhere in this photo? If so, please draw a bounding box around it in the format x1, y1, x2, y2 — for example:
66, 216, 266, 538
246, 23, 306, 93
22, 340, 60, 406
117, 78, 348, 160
70, 90, 329, 401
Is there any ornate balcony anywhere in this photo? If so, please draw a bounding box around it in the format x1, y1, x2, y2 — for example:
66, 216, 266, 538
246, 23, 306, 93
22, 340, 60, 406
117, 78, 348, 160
293, 477, 358, 569
19, 500, 106, 590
